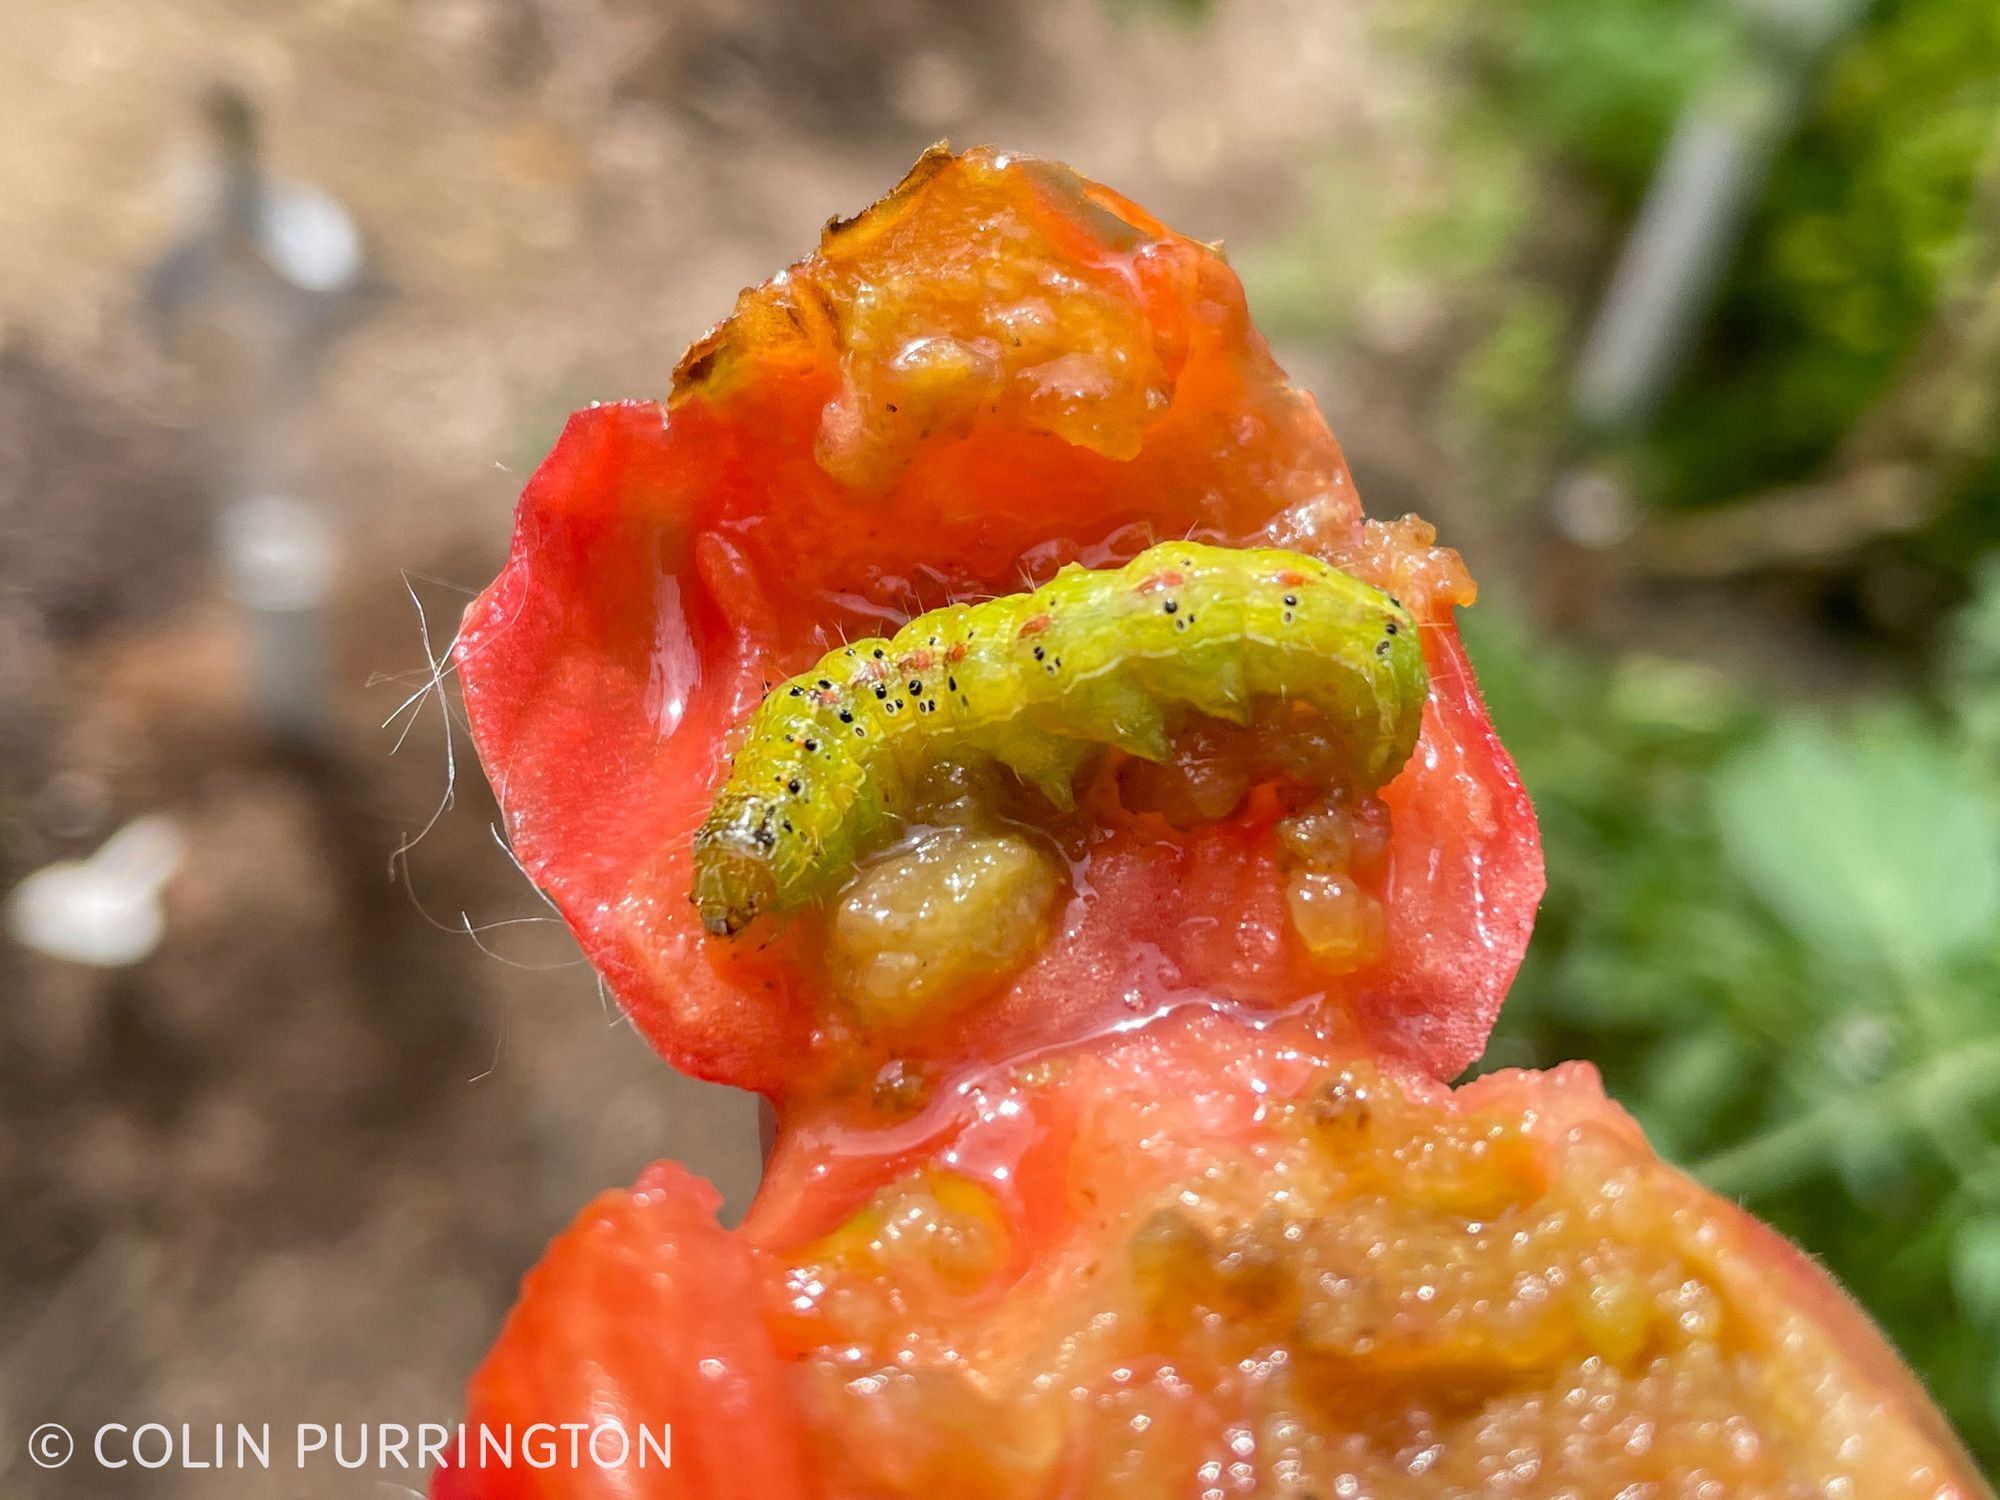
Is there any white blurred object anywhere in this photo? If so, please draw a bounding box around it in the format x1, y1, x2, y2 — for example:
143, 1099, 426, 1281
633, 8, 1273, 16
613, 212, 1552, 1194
257, 180, 365, 296
218, 494, 337, 745
1550, 467, 1641, 550
219, 492, 336, 612
7, 816, 188, 968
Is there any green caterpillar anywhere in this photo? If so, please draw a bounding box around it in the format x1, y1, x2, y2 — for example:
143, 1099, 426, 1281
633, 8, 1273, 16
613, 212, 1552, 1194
691, 541, 1426, 936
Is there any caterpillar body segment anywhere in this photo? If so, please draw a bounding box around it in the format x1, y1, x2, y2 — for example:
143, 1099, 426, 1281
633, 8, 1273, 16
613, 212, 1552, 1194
690, 542, 1427, 936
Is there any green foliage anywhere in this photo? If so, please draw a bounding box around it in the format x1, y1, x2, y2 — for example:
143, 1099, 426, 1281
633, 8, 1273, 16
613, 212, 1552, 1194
1252, 0, 2000, 547
1948, 556, 2000, 758
1651, 1, 2000, 515
1466, 570, 2000, 1465
1389, 0, 1735, 201
1954, 1216, 2000, 1332
1715, 718, 2000, 981
1440, 286, 1569, 513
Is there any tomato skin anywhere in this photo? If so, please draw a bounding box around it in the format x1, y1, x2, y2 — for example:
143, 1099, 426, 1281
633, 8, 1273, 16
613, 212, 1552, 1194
1365, 620, 1543, 1073
434, 1163, 813, 1500
454, 148, 1543, 1098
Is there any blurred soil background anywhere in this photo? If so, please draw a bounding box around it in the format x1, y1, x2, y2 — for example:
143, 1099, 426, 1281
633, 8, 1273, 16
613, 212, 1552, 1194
3, 0, 2000, 1492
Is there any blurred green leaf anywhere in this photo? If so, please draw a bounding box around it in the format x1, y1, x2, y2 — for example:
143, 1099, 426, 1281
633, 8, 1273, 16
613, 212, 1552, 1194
1605, 654, 1738, 734
1713, 719, 2000, 979
1832, 1097, 1917, 1208
1953, 1216, 2000, 1330
1629, 1026, 1754, 1159
1947, 556, 2000, 762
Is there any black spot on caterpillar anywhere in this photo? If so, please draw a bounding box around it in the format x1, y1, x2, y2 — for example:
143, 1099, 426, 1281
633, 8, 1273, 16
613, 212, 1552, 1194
690, 541, 1427, 935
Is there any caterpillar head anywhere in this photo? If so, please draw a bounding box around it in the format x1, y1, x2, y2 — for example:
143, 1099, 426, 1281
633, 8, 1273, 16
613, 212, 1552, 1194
691, 795, 783, 936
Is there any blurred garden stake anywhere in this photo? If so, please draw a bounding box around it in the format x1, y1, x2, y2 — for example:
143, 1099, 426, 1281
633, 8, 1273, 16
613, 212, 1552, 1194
1628, 111, 2000, 585
1548, 0, 1877, 622
145, 84, 368, 442
1571, 0, 1876, 432
144, 83, 370, 748
218, 493, 337, 747
5, 814, 187, 967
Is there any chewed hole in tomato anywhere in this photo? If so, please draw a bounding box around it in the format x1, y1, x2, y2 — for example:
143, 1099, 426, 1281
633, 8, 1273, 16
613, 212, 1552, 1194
784, 1170, 1013, 1313
1121, 711, 1396, 975
816, 721, 1400, 1032
785, 1062, 1911, 1497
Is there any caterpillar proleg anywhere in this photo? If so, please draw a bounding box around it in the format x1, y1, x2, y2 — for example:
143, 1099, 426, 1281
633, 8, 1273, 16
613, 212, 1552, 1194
691, 542, 1426, 935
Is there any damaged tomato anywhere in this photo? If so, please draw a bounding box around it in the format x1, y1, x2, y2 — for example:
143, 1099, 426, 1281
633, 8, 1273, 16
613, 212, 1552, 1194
454, 146, 1541, 1099
442, 148, 1988, 1498
452, 1015, 1983, 1497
